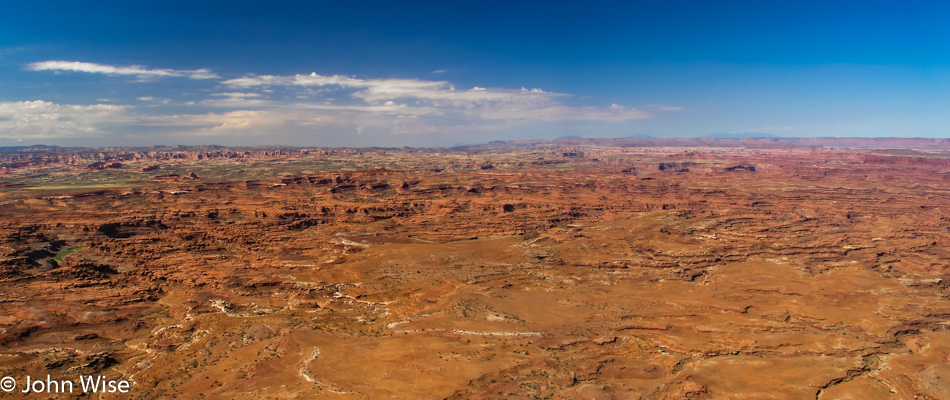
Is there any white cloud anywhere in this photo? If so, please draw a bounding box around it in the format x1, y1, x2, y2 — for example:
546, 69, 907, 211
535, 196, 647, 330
477, 104, 649, 123
644, 104, 685, 111
222, 73, 366, 88
140, 110, 357, 136
8, 66, 678, 141
220, 72, 646, 124
27, 61, 220, 80
198, 99, 275, 109
211, 92, 263, 98
0, 100, 131, 139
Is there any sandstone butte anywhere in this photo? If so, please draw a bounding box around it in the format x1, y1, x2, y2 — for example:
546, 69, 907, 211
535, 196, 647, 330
0, 139, 948, 399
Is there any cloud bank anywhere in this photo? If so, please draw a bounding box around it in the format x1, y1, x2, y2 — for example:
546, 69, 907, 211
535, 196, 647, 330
0, 100, 131, 139
6, 61, 675, 143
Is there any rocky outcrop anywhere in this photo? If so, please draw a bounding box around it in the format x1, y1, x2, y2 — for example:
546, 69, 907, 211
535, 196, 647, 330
1, 144, 950, 399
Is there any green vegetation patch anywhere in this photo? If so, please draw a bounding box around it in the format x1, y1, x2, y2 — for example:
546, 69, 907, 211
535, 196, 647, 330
53, 246, 82, 263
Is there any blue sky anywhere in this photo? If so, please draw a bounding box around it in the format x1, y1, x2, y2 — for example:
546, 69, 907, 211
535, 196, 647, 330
1, 1, 948, 147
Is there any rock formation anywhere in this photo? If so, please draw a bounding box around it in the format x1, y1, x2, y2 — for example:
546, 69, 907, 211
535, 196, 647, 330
0, 141, 948, 398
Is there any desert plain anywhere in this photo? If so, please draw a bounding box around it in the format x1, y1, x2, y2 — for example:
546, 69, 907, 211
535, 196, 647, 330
0, 138, 949, 399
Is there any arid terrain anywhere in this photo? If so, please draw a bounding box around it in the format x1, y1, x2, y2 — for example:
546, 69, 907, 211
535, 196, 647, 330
1, 139, 949, 399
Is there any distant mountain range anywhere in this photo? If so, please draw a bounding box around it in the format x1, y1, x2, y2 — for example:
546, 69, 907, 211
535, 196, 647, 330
4, 137, 950, 153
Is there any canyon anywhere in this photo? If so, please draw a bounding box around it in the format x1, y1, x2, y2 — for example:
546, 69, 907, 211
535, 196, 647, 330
0, 140, 948, 399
